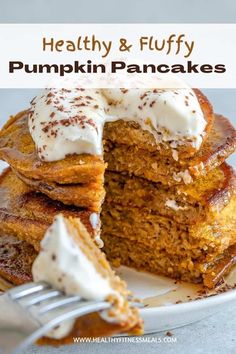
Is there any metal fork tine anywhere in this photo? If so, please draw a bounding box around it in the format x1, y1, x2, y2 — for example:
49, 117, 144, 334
8, 282, 49, 300
38, 295, 81, 314
0, 283, 128, 354
15, 301, 112, 354
18, 289, 61, 307
40, 300, 111, 326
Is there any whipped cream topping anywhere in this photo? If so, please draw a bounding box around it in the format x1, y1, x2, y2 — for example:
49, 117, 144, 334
103, 88, 206, 148
32, 214, 117, 339
29, 86, 206, 162
29, 89, 108, 161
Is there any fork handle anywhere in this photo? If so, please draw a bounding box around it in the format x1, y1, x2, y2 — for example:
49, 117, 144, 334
0, 329, 30, 354
0, 295, 39, 354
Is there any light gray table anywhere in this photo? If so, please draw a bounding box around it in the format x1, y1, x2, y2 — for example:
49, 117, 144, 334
27, 304, 236, 354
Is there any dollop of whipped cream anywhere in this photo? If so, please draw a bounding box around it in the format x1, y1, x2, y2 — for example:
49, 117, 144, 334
29, 87, 206, 162
103, 88, 206, 148
32, 214, 117, 339
29, 89, 108, 161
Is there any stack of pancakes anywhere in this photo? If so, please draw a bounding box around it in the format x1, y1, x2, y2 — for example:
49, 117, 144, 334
0, 111, 105, 284
0, 89, 235, 289
101, 91, 236, 288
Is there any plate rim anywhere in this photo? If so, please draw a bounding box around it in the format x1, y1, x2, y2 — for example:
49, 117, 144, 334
141, 287, 236, 315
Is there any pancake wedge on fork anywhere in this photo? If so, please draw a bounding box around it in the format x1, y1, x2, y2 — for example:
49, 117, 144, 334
0, 215, 143, 343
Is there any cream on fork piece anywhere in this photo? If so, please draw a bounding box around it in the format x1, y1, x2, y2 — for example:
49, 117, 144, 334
32, 214, 143, 341
0, 281, 112, 354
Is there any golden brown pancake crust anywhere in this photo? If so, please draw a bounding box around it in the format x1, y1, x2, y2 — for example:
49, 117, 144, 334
188, 114, 236, 174
203, 243, 236, 288
0, 168, 96, 251
193, 89, 214, 138
0, 111, 106, 184
14, 169, 105, 212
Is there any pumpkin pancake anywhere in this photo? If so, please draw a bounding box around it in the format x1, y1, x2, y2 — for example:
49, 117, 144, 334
0, 112, 226, 192
103, 89, 214, 159
0, 89, 213, 187
0, 215, 143, 343
0, 111, 106, 184
14, 169, 105, 211
104, 114, 236, 185
101, 194, 236, 287
0, 168, 100, 251
0, 228, 236, 293
104, 163, 236, 225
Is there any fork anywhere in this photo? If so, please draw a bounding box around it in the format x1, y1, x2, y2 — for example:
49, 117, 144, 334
0, 281, 140, 354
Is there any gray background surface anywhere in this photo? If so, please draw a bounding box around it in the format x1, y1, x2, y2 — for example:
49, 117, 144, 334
0, 1, 236, 353
1, 0, 236, 23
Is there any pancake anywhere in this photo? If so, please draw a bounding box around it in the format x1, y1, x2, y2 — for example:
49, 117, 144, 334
104, 114, 236, 185
0, 89, 213, 188
14, 169, 105, 211
101, 195, 236, 287
103, 89, 214, 159
0, 87, 235, 293
0, 216, 143, 343
0, 168, 99, 251
0, 111, 106, 184
102, 234, 236, 289
104, 163, 236, 224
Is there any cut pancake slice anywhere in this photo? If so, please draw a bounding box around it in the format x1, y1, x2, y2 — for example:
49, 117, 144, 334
0, 216, 143, 343
0, 168, 100, 251
103, 89, 214, 159
101, 196, 236, 287
102, 234, 236, 289
105, 115, 236, 185
104, 163, 236, 224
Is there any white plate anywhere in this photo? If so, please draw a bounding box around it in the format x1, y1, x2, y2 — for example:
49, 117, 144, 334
117, 266, 236, 333
0, 160, 236, 334
1, 266, 236, 335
